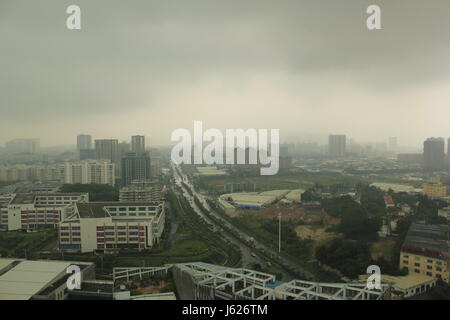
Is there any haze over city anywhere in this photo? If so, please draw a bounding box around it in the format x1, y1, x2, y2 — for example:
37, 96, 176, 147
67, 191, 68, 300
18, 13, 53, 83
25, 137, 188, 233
1, 0, 450, 148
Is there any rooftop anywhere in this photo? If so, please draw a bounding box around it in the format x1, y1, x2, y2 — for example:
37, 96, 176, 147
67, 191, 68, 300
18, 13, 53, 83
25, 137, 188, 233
359, 273, 435, 291
76, 202, 164, 219
402, 223, 449, 259
0, 259, 72, 300
76, 203, 110, 218
10, 193, 36, 205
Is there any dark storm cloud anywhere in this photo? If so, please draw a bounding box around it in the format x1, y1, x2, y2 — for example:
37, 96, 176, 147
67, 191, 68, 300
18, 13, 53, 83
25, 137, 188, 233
0, 0, 449, 145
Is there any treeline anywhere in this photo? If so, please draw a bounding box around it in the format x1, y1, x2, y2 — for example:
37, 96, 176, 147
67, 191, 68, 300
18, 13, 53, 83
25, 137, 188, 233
322, 195, 381, 242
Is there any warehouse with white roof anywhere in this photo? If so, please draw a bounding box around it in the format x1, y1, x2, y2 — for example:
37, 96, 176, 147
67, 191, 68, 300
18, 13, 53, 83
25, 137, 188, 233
0, 258, 95, 300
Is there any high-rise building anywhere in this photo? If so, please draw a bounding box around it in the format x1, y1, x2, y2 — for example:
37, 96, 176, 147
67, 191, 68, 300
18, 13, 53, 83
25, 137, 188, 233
118, 141, 131, 158
77, 134, 92, 151
131, 135, 146, 156
328, 135, 346, 158
79, 149, 95, 160
5, 139, 40, 154
447, 138, 450, 165
120, 152, 151, 187
423, 137, 445, 170
389, 137, 398, 153
94, 139, 119, 163
62, 160, 115, 186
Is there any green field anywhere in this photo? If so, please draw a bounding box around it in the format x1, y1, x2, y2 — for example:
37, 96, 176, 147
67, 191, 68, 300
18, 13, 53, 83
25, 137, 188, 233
0, 229, 58, 258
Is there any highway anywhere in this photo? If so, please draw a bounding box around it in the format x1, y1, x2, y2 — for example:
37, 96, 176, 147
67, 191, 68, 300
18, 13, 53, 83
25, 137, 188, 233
170, 162, 315, 282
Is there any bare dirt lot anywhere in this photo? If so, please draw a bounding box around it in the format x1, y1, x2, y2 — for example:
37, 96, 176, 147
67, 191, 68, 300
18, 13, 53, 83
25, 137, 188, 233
295, 225, 341, 243
370, 238, 396, 261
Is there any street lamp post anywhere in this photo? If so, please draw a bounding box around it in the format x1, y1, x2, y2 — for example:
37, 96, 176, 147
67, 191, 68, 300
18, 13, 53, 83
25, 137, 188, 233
278, 212, 281, 254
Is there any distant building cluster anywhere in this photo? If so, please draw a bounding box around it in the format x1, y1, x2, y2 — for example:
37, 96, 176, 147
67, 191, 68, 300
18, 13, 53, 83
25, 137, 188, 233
0, 160, 115, 186
5, 139, 40, 154
76, 134, 160, 186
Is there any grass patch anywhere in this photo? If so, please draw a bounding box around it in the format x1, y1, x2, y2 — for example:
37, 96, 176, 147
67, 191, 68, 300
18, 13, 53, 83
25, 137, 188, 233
0, 229, 58, 257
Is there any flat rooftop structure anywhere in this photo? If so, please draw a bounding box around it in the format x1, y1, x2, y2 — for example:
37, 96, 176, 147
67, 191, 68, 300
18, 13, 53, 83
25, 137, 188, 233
14, 182, 62, 193
402, 223, 449, 259
75, 201, 164, 219
0, 258, 18, 274
10, 193, 36, 205
0, 184, 18, 195
36, 193, 86, 197
358, 273, 435, 291
99, 201, 163, 206
221, 190, 290, 208
0, 259, 72, 300
76, 203, 110, 218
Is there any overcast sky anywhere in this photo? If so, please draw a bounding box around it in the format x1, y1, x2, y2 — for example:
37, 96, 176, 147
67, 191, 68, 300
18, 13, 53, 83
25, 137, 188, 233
1, 0, 450, 148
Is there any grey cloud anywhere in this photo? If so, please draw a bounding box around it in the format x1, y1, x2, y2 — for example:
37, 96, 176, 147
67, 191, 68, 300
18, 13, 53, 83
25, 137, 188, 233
0, 0, 449, 145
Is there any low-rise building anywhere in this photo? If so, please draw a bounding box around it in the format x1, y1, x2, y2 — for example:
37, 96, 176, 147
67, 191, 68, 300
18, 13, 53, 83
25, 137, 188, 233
119, 180, 162, 202
358, 273, 437, 299
438, 206, 450, 220
0, 192, 88, 231
399, 223, 450, 283
422, 182, 447, 199
384, 194, 395, 208
0, 258, 95, 300
58, 201, 165, 253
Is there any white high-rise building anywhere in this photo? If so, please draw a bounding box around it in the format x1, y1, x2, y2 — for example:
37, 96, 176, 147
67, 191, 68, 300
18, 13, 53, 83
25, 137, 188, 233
62, 160, 115, 186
